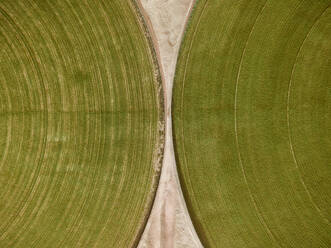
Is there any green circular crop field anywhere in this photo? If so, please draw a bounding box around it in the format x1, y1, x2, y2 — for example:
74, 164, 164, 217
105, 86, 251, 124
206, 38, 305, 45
0, 0, 163, 247
173, 0, 330, 247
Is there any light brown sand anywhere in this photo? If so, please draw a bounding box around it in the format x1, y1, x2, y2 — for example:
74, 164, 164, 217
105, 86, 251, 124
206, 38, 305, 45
136, 0, 203, 247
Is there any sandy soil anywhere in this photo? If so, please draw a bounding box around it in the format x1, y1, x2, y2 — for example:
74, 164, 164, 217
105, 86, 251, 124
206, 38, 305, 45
136, 0, 203, 247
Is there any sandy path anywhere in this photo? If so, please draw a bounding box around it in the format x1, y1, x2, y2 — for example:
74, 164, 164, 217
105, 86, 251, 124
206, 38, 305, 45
136, 0, 203, 247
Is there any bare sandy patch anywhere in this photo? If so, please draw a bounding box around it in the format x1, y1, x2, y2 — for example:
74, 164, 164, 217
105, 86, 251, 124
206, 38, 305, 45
136, 0, 203, 247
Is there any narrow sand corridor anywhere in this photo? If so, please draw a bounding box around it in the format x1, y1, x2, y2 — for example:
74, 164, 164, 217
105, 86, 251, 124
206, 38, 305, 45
136, 0, 203, 247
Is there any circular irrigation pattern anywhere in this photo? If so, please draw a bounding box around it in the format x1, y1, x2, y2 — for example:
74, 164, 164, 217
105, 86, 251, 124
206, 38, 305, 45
173, 0, 330, 247
0, 0, 164, 247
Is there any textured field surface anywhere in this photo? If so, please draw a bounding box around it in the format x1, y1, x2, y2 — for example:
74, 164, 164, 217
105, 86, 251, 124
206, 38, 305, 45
173, 0, 331, 247
0, 0, 164, 247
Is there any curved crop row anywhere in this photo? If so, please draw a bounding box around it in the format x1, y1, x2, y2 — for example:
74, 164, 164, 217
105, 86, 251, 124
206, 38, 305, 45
173, 0, 331, 247
0, 0, 164, 247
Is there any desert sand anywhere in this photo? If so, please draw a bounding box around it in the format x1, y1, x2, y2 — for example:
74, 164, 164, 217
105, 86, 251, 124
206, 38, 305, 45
136, 0, 203, 247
